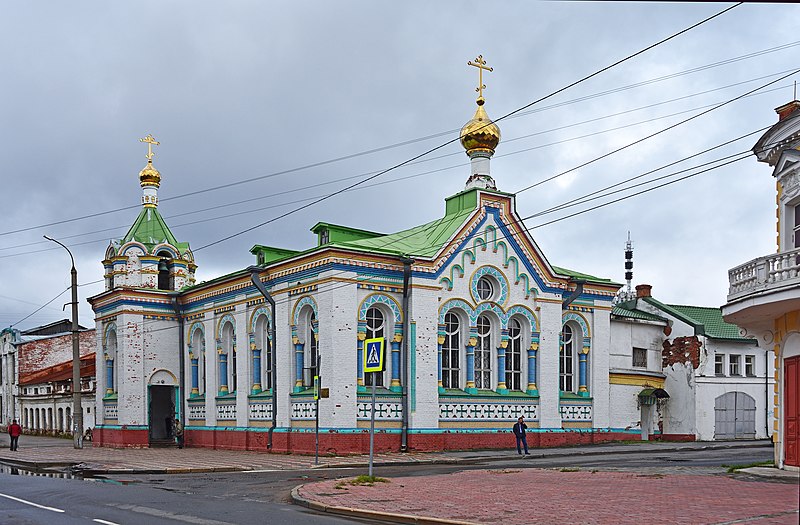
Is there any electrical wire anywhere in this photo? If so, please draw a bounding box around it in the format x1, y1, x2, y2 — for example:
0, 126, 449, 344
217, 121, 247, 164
0, 4, 744, 240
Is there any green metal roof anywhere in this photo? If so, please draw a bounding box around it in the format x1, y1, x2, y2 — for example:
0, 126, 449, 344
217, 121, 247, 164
665, 304, 754, 342
120, 207, 189, 254
612, 305, 667, 323
335, 207, 476, 258
552, 266, 617, 285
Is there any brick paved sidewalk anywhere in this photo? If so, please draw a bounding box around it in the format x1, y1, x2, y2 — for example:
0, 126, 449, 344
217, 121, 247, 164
295, 468, 800, 525
0, 435, 447, 474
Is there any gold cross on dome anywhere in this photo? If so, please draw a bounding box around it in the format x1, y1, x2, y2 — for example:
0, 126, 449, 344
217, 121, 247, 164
468, 55, 493, 99
139, 134, 160, 161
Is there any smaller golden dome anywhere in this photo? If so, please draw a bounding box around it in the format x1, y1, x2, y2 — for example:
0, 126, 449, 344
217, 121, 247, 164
139, 160, 161, 188
459, 97, 501, 156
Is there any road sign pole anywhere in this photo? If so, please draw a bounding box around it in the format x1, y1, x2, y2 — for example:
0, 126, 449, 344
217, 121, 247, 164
315, 355, 321, 466
369, 373, 376, 477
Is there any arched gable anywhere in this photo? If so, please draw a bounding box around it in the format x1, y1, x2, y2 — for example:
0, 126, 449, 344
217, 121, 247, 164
292, 295, 318, 327
153, 244, 179, 258
562, 311, 591, 349
439, 298, 476, 325
249, 306, 272, 334
189, 322, 205, 350
216, 314, 236, 339
359, 293, 402, 325
506, 305, 538, 332
120, 241, 148, 256
103, 322, 118, 347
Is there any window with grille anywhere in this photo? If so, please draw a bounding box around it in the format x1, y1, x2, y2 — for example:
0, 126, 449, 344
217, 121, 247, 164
745, 355, 756, 377
306, 312, 318, 387
560, 324, 575, 392
715, 354, 725, 376
255, 314, 272, 390
475, 315, 492, 389
442, 312, 460, 389
364, 307, 385, 387
506, 318, 522, 391
729, 354, 741, 376
632, 347, 647, 368
476, 276, 494, 301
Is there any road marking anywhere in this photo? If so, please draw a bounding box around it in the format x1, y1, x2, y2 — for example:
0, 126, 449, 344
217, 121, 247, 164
107, 503, 238, 525
93, 520, 120, 525
0, 492, 65, 513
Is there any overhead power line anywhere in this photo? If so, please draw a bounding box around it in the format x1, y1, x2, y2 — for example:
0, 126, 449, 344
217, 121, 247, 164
0, 4, 747, 241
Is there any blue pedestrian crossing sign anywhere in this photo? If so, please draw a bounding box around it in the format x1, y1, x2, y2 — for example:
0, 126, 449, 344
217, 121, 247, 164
363, 338, 385, 373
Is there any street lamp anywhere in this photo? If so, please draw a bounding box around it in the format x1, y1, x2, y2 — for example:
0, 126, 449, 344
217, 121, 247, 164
44, 235, 83, 449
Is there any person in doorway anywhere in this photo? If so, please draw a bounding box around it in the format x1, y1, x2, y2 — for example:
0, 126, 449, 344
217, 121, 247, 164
8, 419, 21, 451
174, 419, 184, 449
512, 416, 529, 455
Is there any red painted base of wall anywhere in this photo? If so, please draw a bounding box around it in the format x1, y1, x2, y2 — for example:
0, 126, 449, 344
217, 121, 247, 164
658, 433, 696, 442
93, 427, 150, 448
96, 427, 647, 454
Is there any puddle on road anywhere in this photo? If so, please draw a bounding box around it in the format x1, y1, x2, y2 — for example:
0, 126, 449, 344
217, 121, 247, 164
0, 462, 81, 479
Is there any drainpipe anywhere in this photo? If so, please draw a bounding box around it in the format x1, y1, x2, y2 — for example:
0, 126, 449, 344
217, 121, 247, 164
562, 279, 586, 309
249, 267, 277, 451
400, 256, 413, 452
765, 347, 769, 438
171, 295, 186, 439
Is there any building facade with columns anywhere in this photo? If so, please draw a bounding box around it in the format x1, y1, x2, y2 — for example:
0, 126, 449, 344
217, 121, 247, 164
723, 100, 800, 470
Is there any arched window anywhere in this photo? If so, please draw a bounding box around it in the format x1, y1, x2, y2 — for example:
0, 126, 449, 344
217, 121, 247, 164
255, 314, 272, 391
106, 327, 118, 395
475, 315, 492, 389
442, 312, 460, 389
506, 317, 523, 391
304, 311, 318, 387
365, 307, 385, 387
190, 327, 206, 395
560, 324, 576, 392
221, 322, 236, 393
58, 407, 64, 432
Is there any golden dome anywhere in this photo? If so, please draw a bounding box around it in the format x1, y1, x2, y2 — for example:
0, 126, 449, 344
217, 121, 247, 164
139, 160, 161, 187
459, 97, 501, 156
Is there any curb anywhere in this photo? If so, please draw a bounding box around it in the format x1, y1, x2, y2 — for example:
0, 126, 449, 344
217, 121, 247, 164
0, 440, 773, 476
291, 484, 476, 525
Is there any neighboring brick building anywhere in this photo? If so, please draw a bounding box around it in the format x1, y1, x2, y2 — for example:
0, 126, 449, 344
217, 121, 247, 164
613, 285, 771, 442
0, 320, 96, 435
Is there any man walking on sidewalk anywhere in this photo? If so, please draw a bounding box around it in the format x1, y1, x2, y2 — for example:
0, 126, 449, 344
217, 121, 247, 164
8, 419, 21, 451
513, 416, 529, 455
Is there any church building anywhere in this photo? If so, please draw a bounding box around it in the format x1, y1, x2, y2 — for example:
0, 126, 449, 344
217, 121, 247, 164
89, 58, 768, 452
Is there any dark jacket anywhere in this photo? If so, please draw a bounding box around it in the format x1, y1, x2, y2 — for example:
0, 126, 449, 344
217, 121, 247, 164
512, 422, 527, 436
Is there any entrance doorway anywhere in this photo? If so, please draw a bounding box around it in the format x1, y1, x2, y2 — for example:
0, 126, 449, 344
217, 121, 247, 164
149, 385, 176, 442
785, 355, 799, 467
714, 392, 756, 439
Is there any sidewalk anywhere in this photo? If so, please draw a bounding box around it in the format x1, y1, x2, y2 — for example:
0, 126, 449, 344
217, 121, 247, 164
0, 434, 776, 475
293, 468, 800, 525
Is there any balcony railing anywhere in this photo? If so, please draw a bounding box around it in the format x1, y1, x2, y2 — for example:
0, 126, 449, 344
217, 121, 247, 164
728, 247, 800, 300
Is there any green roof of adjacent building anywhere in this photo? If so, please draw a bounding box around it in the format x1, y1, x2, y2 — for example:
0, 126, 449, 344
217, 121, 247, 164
612, 305, 667, 323
664, 303, 753, 342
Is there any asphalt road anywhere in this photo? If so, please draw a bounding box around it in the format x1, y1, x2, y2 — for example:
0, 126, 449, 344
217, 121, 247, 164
0, 444, 779, 525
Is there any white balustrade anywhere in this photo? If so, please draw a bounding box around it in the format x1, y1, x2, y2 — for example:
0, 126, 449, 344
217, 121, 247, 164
728, 247, 800, 299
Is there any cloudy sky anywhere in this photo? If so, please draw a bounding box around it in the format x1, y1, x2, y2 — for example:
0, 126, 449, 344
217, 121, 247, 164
1, 1, 798, 330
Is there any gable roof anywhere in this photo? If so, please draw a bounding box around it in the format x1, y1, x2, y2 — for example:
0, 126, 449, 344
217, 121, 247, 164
20, 353, 96, 386
612, 304, 667, 323
665, 304, 754, 342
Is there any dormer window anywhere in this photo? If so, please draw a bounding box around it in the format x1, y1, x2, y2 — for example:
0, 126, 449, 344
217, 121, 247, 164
320, 229, 330, 245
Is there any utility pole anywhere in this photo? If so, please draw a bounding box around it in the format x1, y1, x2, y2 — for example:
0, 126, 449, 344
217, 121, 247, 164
44, 235, 83, 449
